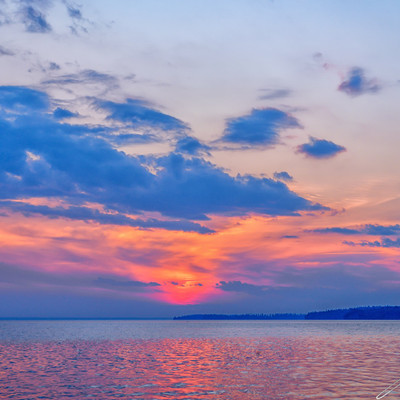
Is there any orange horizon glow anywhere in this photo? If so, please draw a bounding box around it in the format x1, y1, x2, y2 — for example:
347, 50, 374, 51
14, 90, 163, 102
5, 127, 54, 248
1, 194, 400, 307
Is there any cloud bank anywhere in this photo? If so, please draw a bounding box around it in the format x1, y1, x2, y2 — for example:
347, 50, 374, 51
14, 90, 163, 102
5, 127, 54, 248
0, 85, 324, 232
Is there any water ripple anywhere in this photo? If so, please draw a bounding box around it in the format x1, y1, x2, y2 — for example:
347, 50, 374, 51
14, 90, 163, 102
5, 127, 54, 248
0, 321, 399, 399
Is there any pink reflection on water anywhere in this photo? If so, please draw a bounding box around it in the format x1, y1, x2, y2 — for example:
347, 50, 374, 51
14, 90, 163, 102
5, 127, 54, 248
1, 336, 399, 399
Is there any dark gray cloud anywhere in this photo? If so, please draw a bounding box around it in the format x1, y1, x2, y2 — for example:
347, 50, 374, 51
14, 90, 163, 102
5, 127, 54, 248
212, 263, 400, 314
0, 1, 10, 26
140, 154, 325, 219
175, 136, 210, 155
310, 224, 400, 236
94, 277, 161, 289
96, 98, 189, 134
0, 262, 162, 293
311, 227, 360, 235
363, 225, 400, 235
216, 262, 398, 299
0, 262, 77, 287
116, 247, 172, 268
338, 67, 380, 96
297, 136, 346, 159
220, 108, 301, 147
216, 280, 268, 295
43, 69, 119, 89
20, 4, 52, 33
258, 88, 292, 100
64, 1, 82, 20
344, 238, 400, 248
0, 201, 214, 234
273, 171, 293, 182
62, 0, 91, 34
0, 0, 90, 35
0, 85, 325, 231
0, 45, 14, 56
48, 62, 60, 70
2, 261, 400, 317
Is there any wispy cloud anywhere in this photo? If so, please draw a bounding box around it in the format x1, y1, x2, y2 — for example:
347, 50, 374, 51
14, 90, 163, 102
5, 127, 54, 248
0, 201, 215, 234
94, 277, 161, 290
64, 0, 82, 20
338, 67, 381, 97
216, 280, 268, 295
96, 98, 189, 134
0, 0, 91, 35
43, 69, 119, 88
310, 224, 400, 236
273, 171, 293, 182
258, 88, 292, 100
20, 4, 52, 33
0, 262, 162, 293
344, 238, 400, 248
0, 45, 14, 56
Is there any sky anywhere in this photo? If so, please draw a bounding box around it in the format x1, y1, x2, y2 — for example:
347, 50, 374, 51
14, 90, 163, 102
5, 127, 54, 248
1, 0, 400, 318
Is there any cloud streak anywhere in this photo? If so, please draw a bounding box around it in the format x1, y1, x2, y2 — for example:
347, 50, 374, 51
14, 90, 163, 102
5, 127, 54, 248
20, 4, 52, 33
97, 98, 189, 134
43, 69, 119, 91
258, 88, 292, 100
0, 262, 162, 293
216, 280, 268, 295
344, 238, 400, 248
0, 45, 14, 56
310, 224, 400, 236
0, 201, 215, 234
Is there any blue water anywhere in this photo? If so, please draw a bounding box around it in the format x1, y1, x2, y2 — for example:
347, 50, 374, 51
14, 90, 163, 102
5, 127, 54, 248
0, 320, 399, 399
1, 319, 400, 341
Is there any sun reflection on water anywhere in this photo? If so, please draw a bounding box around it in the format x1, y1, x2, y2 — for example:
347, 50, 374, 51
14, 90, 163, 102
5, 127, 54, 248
1, 331, 400, 399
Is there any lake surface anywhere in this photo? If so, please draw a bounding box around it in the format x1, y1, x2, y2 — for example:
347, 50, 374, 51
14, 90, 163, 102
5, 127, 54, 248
1, 320, 400, 399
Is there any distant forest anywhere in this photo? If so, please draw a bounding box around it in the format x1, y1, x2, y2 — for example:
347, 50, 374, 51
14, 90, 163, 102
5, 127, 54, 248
173, 313, 304, 320
174, 306, 400, 320
305, 306, 400, 320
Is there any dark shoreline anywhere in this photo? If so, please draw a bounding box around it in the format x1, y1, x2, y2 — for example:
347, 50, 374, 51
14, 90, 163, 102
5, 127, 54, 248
174, 306, 400, 320
3, 306, 400, 321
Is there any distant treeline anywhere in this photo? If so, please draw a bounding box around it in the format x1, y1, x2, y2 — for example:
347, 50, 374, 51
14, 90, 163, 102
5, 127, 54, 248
305, 306, 400, 320
173, 313, 304, 320
174, 306, 400, 320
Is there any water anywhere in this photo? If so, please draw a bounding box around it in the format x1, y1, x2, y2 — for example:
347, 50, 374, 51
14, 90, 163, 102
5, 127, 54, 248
1, 320, 399, 399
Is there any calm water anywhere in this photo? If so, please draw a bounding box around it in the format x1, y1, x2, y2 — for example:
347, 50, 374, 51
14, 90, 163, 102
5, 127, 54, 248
1, 320, 400, 399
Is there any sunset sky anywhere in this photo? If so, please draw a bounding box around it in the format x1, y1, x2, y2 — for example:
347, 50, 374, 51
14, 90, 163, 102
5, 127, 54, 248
1, 0, 400, 318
